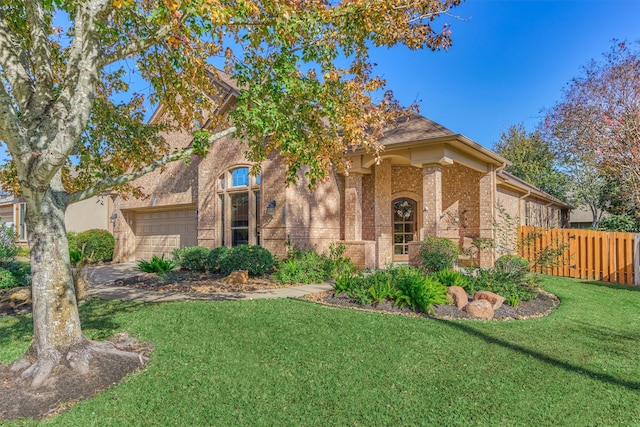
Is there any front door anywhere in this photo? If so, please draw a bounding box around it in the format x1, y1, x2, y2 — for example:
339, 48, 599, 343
392, 198, 417, 262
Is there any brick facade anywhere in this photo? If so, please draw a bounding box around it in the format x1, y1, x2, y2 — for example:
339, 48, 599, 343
113, 107, 569, 269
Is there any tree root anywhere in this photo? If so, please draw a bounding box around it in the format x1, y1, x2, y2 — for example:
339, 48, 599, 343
8, 332, 152, 389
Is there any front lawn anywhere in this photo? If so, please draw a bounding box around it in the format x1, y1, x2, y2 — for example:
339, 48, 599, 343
1, 276, 640, 425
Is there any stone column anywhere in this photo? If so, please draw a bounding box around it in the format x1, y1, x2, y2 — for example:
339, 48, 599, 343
478, 170, 495, 267
374, 160, 392, 267
421, 165, 442, 239
344, 173, 363, 241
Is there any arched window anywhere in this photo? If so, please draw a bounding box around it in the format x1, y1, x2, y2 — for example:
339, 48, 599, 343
218, 167, 261, 247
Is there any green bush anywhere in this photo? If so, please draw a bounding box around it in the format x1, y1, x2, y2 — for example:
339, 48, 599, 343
0, 223, 19, 266
419, 237, 459, 273
75, 229, 114, 262
205, 246, 230, 273
219, 245, 274, 277
0, 268, 17, 289
461, 268, 537, 304
67, 231, 79, 253
175, 246, 210, 272
432, 269, 468, 288
273, 244, 355, 284
394, 269, 449, 314
494, 255, 530, 282
137, 255, 176, 275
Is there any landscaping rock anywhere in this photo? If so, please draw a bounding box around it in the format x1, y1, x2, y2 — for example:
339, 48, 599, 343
0, 287, 31, 308
223, 270, 249, 285
447, 286, 469, 310
463, 299, 494, 319
473, 291, 505, 310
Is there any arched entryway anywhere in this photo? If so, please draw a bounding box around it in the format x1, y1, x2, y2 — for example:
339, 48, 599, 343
392, 197, 417, 262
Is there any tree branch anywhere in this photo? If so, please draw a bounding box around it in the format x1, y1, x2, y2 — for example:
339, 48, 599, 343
66, 126, 236, 204
0, 9, 34, 111
0, 82, 28, 159
98, 25, 171, 68
24, 0, 54, 115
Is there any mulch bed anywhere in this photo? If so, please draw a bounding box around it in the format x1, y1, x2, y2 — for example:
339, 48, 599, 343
303, 289, 560, 321
111, 270, 285, 294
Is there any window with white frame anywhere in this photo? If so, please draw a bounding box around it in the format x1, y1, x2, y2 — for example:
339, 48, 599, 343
218, 167, 261, 247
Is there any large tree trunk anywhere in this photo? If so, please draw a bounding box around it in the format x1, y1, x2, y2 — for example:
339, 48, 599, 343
9, 187, 146, 389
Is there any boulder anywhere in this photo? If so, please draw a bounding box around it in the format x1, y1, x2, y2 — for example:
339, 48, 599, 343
472, 291, 506, 310
463, 299, 494, 319
0, 287, 32, 308
446, 286, 469, 310
223, 270, 249, 285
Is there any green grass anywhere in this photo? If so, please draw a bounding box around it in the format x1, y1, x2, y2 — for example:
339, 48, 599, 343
2, 276, 640, 426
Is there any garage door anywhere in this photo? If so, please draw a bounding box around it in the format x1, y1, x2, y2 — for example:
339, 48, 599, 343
134, 209, 197, 260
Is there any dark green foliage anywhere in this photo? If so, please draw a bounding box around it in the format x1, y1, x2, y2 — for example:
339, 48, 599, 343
174, 246, 211, 271
219, 245, 274, 277
205, 246, 230, 273
67, 231, 79, 253
333, 265, 449, 314
461, 268, 537, 305
494, 255, 530, 282
597, 213, 639, 232
0, 268, 17, 289
75, 229, 115, 262
137, 255, 177, 275
0, 224, 29, 289
432, 269, 468, 288
419, 237, 460, 273
274, 244, 355, 284
0, 224, 18, 265
69, 249, 83, 266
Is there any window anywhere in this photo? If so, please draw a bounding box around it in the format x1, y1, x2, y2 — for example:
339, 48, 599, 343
218, 167, 261, 247
392, 198, 417, 260
232, 167, 249, 187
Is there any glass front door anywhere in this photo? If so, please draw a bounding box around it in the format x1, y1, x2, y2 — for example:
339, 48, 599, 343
393, 198, 417, 261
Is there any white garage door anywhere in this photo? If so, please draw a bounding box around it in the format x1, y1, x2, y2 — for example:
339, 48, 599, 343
134, 209, 197, 260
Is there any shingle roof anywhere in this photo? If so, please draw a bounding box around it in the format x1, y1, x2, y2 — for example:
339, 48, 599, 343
379, 113, 455, 146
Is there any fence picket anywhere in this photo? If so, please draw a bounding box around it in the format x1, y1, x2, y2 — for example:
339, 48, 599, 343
518, 226, 636, 286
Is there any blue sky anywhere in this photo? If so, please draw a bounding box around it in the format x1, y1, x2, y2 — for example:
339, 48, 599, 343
369, 0, 640, 149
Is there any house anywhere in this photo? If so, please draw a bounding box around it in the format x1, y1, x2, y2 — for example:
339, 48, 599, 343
0, 190, 114, 244
112, 75, 570, 269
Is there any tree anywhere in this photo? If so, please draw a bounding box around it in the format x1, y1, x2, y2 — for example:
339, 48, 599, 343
545, 40, 640, 216
0, 0, 463, 388
493, 124, 567, 200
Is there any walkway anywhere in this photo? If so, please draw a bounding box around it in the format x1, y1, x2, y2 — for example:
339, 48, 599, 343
86, 263, 333, 303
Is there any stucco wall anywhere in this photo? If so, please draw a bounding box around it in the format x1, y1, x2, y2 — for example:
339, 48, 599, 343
65, 196, 112, 232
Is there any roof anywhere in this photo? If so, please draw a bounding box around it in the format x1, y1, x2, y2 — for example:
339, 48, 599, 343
497, 170, 572, 209
379, 113, 455, 146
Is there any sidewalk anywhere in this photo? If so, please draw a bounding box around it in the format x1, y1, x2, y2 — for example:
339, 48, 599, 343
86, 263, 333, 303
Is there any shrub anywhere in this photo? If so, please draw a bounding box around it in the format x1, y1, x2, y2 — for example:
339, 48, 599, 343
205, 246, 230, 273
219, 245, 274, 277
67, 231, 79, 253
273, 245, 355, 284
137, 255, 176, 274
0, 223, 18, 266
0, 268, 17, 289
494, 255, 530, 282
419, 237, 459, 273
462, 268, 537, 303
174, 246, 210, 271
75, 229, 114, 262
433, 269, 468, 288
394, 270, 449, 314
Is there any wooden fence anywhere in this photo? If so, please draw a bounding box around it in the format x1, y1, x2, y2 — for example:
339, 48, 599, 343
518, 226, 639, 285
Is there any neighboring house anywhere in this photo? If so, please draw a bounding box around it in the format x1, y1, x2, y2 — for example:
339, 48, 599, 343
0, 190, 113, 243
112, 73, 570, 269
0, 192, 27, 243
568, 203, 606, 229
